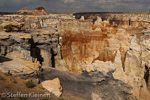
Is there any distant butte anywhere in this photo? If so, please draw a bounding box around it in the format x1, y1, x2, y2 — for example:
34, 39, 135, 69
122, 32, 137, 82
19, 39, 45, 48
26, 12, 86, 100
30, 7, 49, 16
35, 7, 45, 11
17, 9, 32, 14
17, 7, 49, 16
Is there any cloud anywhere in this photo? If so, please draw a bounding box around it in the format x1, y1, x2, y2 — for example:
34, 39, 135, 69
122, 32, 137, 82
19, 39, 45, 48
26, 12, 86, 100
0, 0, 150, 13
64, 0, 75, 3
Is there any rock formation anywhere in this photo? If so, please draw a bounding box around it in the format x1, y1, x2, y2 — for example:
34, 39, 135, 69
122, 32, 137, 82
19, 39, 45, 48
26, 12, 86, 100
58, 16, 131, 75
41, 78, 62, 97
112, 33, 150, 100
39, 59, 137, 100
17, 9, 32, 14
30, 7, 48, 16
0, 11, 150, 100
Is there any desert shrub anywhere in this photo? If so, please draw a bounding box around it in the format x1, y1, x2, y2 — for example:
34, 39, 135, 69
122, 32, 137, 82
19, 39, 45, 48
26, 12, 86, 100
25, 81, 35, 88
13, 81, 17, 84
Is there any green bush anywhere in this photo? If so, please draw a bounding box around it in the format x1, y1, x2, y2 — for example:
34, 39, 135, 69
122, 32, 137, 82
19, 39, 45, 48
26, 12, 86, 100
25, 81, 35, 88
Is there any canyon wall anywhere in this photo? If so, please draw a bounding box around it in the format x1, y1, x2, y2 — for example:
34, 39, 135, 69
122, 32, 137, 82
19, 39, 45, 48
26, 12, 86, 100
74, 13, 150, 29
57, 14, 150, 99
0, 13, 150, 99
57, 16, 137, 75
0, 14, 67, 70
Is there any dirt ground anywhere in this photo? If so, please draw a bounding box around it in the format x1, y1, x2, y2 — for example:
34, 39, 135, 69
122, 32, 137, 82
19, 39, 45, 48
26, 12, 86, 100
0, 71, 89, 100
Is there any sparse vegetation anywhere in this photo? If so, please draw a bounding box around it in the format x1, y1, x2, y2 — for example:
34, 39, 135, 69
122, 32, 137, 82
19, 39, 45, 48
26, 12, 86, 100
0, 76, 5, 81
25, 81, 35, 88
13, 80, 17, 84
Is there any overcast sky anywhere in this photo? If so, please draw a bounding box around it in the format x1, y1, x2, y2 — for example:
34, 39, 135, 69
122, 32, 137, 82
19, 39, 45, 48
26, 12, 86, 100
0, 0, 150, 13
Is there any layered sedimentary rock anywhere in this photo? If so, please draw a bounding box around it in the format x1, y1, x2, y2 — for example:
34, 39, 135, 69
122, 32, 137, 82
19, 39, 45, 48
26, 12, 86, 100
58, 16, 132, 75
0, 31, 61, 68
0, 13, 75, 73
56, 13, 150, 99
74, 13, 150, 29
0, 12, 150, 100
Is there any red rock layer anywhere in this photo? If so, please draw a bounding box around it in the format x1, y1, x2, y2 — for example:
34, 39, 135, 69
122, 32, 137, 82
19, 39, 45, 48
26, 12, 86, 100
30, 7, 48, 16
35, 7, 45, 11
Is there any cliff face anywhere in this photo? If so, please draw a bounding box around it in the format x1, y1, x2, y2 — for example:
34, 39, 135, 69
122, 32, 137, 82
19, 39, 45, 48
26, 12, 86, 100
113, 33, 150, 99
0, 31, 59, 67
58, 16, 132, 75
57, 14, 150, 99
0, 12, 150, 100
0, 14, 65, 68
74, 13, 150, 29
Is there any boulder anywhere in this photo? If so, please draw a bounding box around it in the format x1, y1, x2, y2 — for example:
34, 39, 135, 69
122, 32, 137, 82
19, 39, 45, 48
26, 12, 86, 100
41, 78, 62, 97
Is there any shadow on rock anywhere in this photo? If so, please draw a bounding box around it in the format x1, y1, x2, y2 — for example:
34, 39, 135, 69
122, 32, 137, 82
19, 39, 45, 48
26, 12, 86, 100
0, 56, 12, 63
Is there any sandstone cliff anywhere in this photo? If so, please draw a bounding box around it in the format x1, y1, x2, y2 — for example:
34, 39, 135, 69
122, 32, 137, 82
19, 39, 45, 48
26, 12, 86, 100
57, 14, 150, 99
58, 16, 132, 75
0, 12, 150, 100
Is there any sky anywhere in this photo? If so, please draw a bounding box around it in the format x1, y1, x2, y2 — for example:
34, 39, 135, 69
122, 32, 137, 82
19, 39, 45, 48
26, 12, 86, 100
0, 0, 150, 13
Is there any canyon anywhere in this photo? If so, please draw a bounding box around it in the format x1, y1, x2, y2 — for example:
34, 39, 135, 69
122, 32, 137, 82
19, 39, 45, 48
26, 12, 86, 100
0, 8, 150, 100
